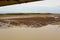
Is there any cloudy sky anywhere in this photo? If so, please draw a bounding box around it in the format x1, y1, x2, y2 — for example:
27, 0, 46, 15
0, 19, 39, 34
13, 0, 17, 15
0, 0, 60, 14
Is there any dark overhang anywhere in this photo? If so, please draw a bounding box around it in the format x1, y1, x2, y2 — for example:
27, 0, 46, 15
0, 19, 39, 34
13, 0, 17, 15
0, 0, 42, 7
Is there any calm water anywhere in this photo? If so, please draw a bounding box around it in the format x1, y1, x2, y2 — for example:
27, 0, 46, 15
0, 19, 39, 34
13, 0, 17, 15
0, 25, 60, 40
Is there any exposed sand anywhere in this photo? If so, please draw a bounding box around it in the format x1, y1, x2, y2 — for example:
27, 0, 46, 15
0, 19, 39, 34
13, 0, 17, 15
0, 14, 59, 19
0, 25, 60, 40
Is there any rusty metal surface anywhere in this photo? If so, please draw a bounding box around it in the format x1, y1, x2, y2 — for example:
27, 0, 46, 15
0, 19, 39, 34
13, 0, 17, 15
0, 0, 42, 7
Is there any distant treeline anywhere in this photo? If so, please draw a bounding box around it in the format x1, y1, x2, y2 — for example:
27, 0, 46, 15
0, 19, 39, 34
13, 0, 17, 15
0, 13, 52, 15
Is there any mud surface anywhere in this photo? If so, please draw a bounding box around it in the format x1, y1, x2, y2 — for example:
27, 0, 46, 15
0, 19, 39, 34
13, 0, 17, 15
0, 16, 60, 28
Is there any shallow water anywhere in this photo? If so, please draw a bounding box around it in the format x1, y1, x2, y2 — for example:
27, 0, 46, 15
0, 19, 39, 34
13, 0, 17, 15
0, 25, 60, 40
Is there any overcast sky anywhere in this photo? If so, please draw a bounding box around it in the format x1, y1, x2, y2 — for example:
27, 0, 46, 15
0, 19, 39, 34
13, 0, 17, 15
0, 0, 60, 14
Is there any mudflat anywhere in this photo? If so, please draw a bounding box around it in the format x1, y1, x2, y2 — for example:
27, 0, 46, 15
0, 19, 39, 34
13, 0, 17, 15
0, 14, 60, 40
0, 14, 60, 28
